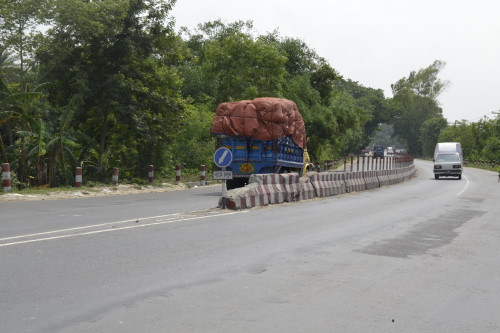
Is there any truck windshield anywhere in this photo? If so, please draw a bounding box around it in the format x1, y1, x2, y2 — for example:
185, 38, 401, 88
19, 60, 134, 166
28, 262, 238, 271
436, 154, 460, 162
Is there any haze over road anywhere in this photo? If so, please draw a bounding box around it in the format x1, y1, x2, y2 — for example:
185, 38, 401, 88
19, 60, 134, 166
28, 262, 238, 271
1, 160, 499, 332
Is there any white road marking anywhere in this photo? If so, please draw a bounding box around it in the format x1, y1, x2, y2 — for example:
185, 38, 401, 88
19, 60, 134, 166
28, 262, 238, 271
0, 213, 182, 241
456, 174, 470, 196
0, 211, 245, 248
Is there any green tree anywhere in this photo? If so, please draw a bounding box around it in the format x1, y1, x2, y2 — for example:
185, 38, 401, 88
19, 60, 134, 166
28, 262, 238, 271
439, 121, 475, 159
39, 0, 188, 179
390, 60, 448, 155
334, 79, 391, 148
420, 117, 448, 157
0, 0, 51, 89
202, 31, 287, 103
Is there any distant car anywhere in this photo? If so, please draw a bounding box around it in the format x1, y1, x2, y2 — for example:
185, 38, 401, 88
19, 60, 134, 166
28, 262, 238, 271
373, 146, 384, 158
386, 147, 395, 155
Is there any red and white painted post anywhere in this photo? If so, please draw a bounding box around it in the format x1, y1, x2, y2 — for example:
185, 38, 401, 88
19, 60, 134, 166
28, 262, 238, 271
112, 167, 119, 184
2, 163, 12, 192
199, 165, 206, 186
75, 167, 82, 187
175, 164, 181, 185
148, 165, 154, 183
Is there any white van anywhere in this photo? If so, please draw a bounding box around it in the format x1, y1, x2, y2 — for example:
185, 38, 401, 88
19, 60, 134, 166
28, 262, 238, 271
433, 142, 463, 180
434, 153, 463, 180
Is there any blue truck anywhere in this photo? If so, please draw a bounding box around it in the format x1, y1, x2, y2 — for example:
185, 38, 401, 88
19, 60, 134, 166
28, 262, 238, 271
211, 98, 311, 189
215, 135, 310, 189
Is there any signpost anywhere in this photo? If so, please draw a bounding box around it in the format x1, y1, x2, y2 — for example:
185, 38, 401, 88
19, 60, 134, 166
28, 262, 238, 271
214, 148, 233, 209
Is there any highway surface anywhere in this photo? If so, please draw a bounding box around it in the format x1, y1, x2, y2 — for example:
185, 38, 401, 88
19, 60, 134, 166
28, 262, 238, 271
1, 160, 499, 332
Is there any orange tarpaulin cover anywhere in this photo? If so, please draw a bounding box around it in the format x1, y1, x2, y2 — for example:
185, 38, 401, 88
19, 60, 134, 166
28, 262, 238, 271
210, 97, 307, 149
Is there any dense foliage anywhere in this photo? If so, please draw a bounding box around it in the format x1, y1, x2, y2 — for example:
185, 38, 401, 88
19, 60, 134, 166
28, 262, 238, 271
1, 0, 498, 188
439, 118, 500, 162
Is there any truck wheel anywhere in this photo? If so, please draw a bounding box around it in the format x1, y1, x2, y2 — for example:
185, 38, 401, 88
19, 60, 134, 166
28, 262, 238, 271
435, 175, 439, 180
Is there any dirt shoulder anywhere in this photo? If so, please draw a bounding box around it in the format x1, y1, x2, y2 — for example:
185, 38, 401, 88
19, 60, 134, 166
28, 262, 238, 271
0, 183, 194, 202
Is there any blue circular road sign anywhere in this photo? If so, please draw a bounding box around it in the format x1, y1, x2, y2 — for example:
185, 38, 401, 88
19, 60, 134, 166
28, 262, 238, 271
214, 147, 233, 167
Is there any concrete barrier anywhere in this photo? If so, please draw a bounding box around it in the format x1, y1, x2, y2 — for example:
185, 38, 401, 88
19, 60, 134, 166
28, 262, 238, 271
309, 172, 336, 197
396, 168, 406, 183
377, 169, 391, 187
408, 165, 416, 178
281, 173, 300, 202
364, 170, 380, 190
222, 183, 259, 210
249, 174, 286, 205
298, 176, 315, 201
220, 163, 416, 210
388, 169, 400, 185
346, 172, 366, 192
331, 172, 346, 195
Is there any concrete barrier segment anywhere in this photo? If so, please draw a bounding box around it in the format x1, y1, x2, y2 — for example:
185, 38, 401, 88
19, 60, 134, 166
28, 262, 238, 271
393, 169, 404, 183
377, 169, 391, 187
250, 174, 286, 204
309, 173, 329, 197
281, 173, 301, 202
331, 172, 346, 195
345, 172, 366, 192
388, 169, 400, 185
364, 170, 380, 190
298, 176, 316, 201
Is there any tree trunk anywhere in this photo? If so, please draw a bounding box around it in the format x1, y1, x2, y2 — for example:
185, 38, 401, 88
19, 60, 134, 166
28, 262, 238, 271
97, 110, 109, 172
0, 133, 8, 163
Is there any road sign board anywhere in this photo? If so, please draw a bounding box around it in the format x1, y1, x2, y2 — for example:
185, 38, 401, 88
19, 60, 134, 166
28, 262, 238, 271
214, 147, 233, 167
213, 170, 233, 180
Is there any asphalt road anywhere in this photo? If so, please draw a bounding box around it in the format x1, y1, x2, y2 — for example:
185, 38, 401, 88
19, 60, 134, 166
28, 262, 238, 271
1, 160, 499, 332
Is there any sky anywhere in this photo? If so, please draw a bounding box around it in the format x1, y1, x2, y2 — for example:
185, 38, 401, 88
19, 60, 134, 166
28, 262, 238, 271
170, 0, 500, 123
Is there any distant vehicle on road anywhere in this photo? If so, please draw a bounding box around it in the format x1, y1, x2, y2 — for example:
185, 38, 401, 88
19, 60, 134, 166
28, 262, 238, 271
433, 142, 463, 180
373, 146, 384, 158
433, 152, 463, 180
386, 147, 395, 155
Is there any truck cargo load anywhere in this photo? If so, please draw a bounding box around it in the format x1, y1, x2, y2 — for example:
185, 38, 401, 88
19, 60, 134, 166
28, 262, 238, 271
210, 97, 307, 148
